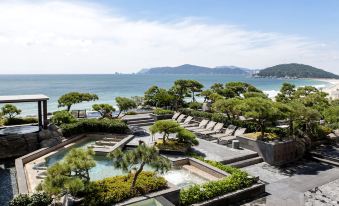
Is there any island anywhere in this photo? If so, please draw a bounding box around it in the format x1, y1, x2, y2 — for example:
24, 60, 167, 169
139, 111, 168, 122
255, 63, 339, 79
138, 64, 254, 75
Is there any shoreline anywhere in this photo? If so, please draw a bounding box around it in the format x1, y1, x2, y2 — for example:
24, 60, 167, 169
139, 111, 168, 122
309, 78, 339, 99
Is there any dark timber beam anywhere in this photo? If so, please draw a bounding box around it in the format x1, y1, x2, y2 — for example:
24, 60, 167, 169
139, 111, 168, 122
38, 101, 42, 130
43, 100, 48, 129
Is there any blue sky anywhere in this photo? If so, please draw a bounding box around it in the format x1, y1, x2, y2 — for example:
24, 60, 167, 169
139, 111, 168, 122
96, 0, 339, 42
0, 0, 338, 74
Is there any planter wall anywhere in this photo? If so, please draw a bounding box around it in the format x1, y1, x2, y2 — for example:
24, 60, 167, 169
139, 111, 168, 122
237, 135, 298, 166
192, 182, 265, 206
150, 114, 173, 121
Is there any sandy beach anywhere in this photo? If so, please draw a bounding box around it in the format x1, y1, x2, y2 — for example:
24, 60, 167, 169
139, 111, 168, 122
312, 78, 339, 99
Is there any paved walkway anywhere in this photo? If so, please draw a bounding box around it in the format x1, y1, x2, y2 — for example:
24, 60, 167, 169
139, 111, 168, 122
243, 160, 339, 206
127, 126, 257, 163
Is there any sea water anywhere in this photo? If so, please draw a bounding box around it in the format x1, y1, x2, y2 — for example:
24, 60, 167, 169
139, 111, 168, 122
0, 74, 329, 115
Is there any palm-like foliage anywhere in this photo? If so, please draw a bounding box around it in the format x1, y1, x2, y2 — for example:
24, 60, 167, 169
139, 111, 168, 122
108, 144, 171, 190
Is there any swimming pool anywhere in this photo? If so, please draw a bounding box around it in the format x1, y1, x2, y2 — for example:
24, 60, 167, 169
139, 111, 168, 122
44, 138, 208, 187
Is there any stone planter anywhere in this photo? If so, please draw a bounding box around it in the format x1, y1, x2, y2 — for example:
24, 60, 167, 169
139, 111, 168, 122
150, 114, 173, 121
192, 182, 265, 206
236, 135, 299, 165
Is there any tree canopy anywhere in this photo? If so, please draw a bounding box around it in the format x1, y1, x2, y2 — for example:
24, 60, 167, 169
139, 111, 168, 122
109, 144, 171, 190
1, 104, 21, 119
115, 97, 137, 117
92, 104, 115, 118
58, 92, 98, 111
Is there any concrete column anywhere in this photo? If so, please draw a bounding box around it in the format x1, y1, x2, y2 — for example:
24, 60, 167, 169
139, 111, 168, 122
38, 101, 42, 130
43, 100, 48, 129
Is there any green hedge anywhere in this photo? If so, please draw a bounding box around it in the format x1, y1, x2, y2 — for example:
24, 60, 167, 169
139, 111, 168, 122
4, 117, 38, 126
60, 118, 128, 137
85, 171, 167, 206
180, 171, 254, 206
10, 193, 52, 206
180, 153, 255, 205
153, 108, 174, 115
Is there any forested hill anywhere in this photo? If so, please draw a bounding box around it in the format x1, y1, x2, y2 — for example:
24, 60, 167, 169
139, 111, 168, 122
256, 63, 339, 79
138, 64, 251, 75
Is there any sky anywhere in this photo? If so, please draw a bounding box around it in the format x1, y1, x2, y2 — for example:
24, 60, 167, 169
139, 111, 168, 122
0, 0, 338, 74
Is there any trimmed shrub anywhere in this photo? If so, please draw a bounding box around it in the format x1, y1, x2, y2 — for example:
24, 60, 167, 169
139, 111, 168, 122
125, 111, 137, 115
4, 117, 38, 126
85, 171, 167, 206
180, 172, 254, 206
189, 102, 202, 110
153, 108, 174, 115
181, 153, 255, 205
60, 119, 128, 137
176, 129, 199, 146
51, 110, 77, 125
9, 193, 52, 206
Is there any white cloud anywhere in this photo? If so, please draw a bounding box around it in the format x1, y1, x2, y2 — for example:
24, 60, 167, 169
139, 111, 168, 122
0, 1, 338, 74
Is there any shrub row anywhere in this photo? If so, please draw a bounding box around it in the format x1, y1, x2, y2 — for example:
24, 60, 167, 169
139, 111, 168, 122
9, 193, 52, 206
180, 171, 254, 206
153, 108, 174, 115
180, 153, 255, 205
60, 118, 128, 137
4, 117, 38, 126
85, 171, 167, 206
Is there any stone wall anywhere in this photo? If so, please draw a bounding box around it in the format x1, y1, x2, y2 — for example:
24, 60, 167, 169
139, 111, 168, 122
0, 125, 63, 159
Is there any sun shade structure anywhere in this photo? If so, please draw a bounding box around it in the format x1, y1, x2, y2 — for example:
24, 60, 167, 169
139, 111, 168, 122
0, 94, 49, 129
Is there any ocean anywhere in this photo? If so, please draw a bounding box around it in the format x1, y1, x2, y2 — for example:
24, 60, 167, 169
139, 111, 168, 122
0, 74, 330, 116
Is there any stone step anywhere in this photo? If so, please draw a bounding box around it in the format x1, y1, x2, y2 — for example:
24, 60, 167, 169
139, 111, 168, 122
127, 119, 154, 124
310, 151, 339, 162
125, 117, 154, 122
128, 122, 154, 127
228, 156, 263, 168
220, 153, 259, 165
311, 156, 339, 167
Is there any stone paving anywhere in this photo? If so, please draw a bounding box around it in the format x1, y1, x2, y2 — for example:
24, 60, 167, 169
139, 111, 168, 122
304, 179, 339, 206
242, 160, 339, 206
127, 126, 258, 164
0, 160, 18, 206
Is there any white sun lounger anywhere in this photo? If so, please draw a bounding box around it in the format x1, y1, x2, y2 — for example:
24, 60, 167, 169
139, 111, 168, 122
210, 125, 237, 140
217, 127, 246, 145
192, 121, 217, 133
180, 116, 193, 126
186, 119, 209, 131
199, 122, 224, 136
172, 112, 181, 120
176, 114, 186, 123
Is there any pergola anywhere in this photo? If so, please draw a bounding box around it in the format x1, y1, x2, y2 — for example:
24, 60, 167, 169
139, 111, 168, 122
0, 94, 49, 129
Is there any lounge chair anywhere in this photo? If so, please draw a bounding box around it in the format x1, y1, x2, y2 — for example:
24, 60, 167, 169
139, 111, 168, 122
199, 122, 224, 136
172, 112, 181, 120
210, 125, 237, 140
217, 127, 246, 145
186, 119, 209, 131
191, 121, 217, 133
180, 116, 193, 126
176, 114, 186, 123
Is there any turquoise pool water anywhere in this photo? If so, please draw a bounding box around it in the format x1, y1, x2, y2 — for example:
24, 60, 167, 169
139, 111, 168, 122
45, 139, 208, 186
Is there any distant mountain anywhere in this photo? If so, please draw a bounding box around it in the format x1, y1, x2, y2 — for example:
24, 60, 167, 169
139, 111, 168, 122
256, 63, 339, 79
138, 64, 251, 75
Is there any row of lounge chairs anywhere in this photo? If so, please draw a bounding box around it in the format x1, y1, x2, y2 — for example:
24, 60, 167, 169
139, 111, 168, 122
171, 112, 246, 145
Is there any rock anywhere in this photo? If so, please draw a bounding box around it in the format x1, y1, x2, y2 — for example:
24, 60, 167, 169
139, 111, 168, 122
40, 137, 62, 148
48, 124, 59, 131
0, 134, 39, 159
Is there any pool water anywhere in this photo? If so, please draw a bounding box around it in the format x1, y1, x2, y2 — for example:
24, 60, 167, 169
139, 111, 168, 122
45, 139, 208, 186
0, 125, 39, 135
